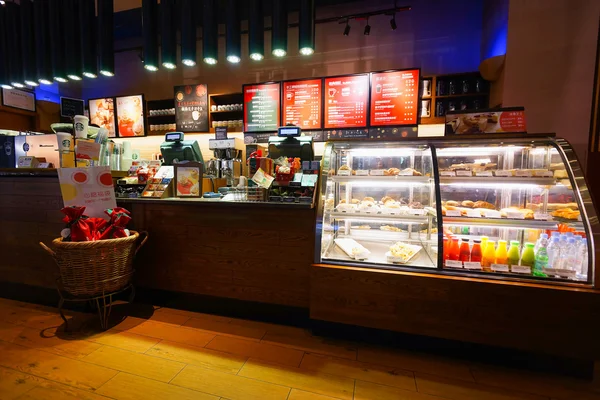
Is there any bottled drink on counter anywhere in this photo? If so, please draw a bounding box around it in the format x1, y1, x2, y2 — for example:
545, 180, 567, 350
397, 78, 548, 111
448, 237, 460, 261
480, 236, 489, 252
482, 240, 496, 270
547, 236, 561, 268
470, 239, 482, 263
533, 236, 549, 277
563, 238, 579, 273
534, 233, 548, 254
495, 240, 508, 265
459, 240, 471, 262
507, 240, 521, 268
443, 237, 449, 261
578, 237, 588, 277
520, 243, 536, 268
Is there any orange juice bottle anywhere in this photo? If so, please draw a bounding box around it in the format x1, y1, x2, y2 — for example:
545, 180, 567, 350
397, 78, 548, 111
495, 240, 508, 265
482, 240, 496, 271
480, 236, 489, 252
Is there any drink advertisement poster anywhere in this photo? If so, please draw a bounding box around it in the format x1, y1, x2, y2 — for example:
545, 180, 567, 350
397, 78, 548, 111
243, 83, 280, 132
115, 94, 146, 137
175, 84, 209, 132
445, 107, 527, 135
282, 79, 322, 129
58, 167, 117, 218
324, 74, 369, 129
89, 97, 116, 137
370, 69, 419, 126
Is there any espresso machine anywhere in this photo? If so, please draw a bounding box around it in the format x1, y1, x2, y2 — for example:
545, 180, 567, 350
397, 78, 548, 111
207, 138, 243, 186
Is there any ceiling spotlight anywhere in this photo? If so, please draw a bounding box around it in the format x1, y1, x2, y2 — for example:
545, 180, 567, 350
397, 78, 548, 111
163, 62, 176, 69
98, 0, 115, 77
250, 53, 264, 61
67, 75, 82, 81
24, 80, 39, 87
300, 48, 314, 56
226, 55, 241, 63
180, 0, 196, 67
204, 57, 217, 65
299, 0, 315, 56
161, 0, 176, 69
248, 0, 264, 61
271, 0, 288, 57
226, 0, 241, 64
203, 0, 218, 64
364, 18, 371, 36
343, 21, 350, 36
182, 60, 196, 67
39, 79, 53, 85
100, 70, 114, 77
144, 65, 158, 72
83, 72, 97, 78
142, 0, 159, 72
54, 77, 68, 83
12, 82, 24, 88
272, 49, 286, 58
49, 0, 68, 83
390, 14, 397, 30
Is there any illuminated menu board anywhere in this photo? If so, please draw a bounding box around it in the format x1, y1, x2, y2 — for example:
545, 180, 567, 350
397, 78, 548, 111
370, 69, 419, 126
282, 79, 322, 129
243, 83, 280, 132
324, 74, 369, 129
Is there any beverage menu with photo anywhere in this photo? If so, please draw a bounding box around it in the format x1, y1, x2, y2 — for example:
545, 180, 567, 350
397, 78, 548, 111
370, 69, 419, 126
324, 74, 369, 129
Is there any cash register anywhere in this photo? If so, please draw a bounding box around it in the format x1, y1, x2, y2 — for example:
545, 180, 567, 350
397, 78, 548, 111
160, 132, 204, 166
267, 126, 314, 161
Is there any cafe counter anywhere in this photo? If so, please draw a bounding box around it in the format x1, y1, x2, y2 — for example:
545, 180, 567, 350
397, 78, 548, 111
0, 172, 315, 309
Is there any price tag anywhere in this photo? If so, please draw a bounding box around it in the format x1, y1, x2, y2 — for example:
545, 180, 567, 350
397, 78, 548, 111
515, 170, 532, 177
440, 171, 456, 177
534, 212, 552, 221
491, 263, 509, 272
456, 170, 472, 177
506, 211, 525, 220
466, 209, 481, 218
398, 169, 414, 176
337, 169, 351, 176
445, 210, 462, 217
370, 169, 385, 176
512, 265, 531, 274
409, 209, 426, 215
355, 170, 369, 176
494, 170, 512, 177
546, 268, 577, 278
464, 262, 482, 270
475, 171, 493, 177
484, 210, 502, 218
37, 162, 51, 168
445, 260, 463, 268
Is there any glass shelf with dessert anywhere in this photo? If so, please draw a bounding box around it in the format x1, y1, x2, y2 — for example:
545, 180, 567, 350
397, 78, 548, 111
316, 137, 598, 285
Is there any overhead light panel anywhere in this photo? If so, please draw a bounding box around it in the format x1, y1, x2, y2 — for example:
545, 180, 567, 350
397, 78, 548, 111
226, 0, 241, 63
364, 18, 371, 35
64, 0, 82, 81
271, 0, 288, 57
299, 0, 315, 56
161, 0, 176, 69
20, 0, 37, 87
203, 0, 218, 64
98, 0, 114, 76
0, 3, 12, 89
180, 0, 196, 66
142, 0, 159, 71
248, 0, 264, 61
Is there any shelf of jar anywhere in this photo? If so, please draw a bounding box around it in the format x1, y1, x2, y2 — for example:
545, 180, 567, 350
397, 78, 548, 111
443, 216, 584, 230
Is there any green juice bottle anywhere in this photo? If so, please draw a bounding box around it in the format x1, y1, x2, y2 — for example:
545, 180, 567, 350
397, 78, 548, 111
520, 243, 536, 269
507, 240, 521, 268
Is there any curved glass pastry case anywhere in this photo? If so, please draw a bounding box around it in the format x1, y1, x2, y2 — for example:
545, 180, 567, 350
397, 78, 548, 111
316, 136, 598, 285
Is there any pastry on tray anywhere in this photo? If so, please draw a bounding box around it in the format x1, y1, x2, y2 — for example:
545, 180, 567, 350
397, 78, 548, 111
351, 225, 371, 230
384, 167, 401, 176
380, 225, 403, 232
445, 200, 459, 207
381, 196, 395, 204
551, 208, 580, 220
362, 196, 375, 202
473, 200, 495, 210
461, 200, 474, 208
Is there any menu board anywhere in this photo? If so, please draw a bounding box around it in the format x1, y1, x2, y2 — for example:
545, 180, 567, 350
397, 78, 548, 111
89, 97, 116, 137
370, 69, 419, 126
60, 96, 85, 118
282, 79, 322, 129
115, 94, 146, 137
324, 74, 369, 129
243, 83, 280, 132
175, 84, 208, 132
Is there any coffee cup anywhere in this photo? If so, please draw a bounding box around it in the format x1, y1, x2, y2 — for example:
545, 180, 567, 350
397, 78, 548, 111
73, 115, 89, 139
56, 132, 72, 153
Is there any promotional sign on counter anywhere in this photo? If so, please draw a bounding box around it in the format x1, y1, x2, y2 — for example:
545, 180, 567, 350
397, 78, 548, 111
58, 167, 117, 218
370, 69, 419, 126
175, 84, 208, 132
324, 74, 369, 129
243, 82, 280, 132
445, 107, 527, 135
282, 79, 322, 129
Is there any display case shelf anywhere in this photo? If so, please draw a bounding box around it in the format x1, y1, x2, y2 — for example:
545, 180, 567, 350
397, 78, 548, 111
326, 211, 432, 223
442, 216, 565, 230
439, 176, 557, 186
330, 175, 432, 184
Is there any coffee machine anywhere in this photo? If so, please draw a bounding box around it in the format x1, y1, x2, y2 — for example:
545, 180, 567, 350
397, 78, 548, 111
207, 138, 243, 186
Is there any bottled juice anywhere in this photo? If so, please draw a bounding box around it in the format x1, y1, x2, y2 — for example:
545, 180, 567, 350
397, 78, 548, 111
480, 236, 489, 253
495, 240, 508, 265
448, 237, 460, 261
482, 240, 496, 271
459, 240, 471, 262
520, 242, 536, 268
443, 237, 449, 261
470, 239, 482, 262
507, 240, 520, 267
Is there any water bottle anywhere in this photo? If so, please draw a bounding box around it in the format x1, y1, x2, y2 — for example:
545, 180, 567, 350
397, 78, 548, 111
533, 237, 549, 277
547, 237, 561, 269
563, 238, 578, 272
578, 237, 589, 278
534, 233, 548, 254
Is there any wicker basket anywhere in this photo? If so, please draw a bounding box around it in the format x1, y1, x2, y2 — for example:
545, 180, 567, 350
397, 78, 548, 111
40, 231, 148, 298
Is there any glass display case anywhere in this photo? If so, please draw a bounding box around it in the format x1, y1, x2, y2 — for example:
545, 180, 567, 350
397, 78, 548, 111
316, 136, 598, 285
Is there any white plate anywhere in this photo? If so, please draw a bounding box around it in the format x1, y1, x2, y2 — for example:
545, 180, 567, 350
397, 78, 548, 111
385, 243, 422, 264
334, 238, 370, 260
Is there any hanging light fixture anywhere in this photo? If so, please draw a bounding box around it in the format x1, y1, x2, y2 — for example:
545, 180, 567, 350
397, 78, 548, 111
98, 0, 114, 76
248, 0, 264, 61
364, 18, 371, 36
390, 13, 397, 30
19, 0, 37, 86
203, 0, 218, 64
343, 20, 351, 36
0, 2, 12, 89
160, 0, 176, 69
48, 0, 67, 82
180, 0, 196, 66
271, 0, 288, 57
79, 0, 97, 78
226, 0, 241, 63
64, 0, 82, 80
299, 0, 315, 56
34, 0, 53, 84
5, 2, 24, 88
142, 0, 159, 71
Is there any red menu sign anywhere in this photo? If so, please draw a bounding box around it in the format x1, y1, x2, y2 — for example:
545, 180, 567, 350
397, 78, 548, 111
283, 79, 322, 129
370, 69, 419, 126
324, 74, 369, 129
243, 83, 280, 132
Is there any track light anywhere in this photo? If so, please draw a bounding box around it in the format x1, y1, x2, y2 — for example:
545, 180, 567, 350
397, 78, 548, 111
160, 0, 176, 69
390, 14, 397, 30
299, 0, 315, 56
271, 1, 288, 57
364, 18, 371, 35
19, 0, 38, 86
79, 0, 97, 78
226, 0, 241, 64
180, 0, 196, 66
48, 0, 67, 82
5, 2, 24, 88
142, 0, 159, 71
248, 0, 264, 61
98, 0, 115, 76
34, 0, 54, 83
0, 3, 12, 89
203, 0, 218, 64
343, 21, 350, 36
64, 0, 82, 81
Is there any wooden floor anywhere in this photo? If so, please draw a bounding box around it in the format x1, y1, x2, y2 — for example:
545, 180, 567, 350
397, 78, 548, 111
0, 298, 598, 400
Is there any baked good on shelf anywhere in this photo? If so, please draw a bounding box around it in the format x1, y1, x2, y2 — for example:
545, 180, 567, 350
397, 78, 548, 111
380, 225, 403, 232
401, 168, 422, 176
384, 201, 401, 209
339, 165, 351, 171
525, 203, 542, 211
445, 205, 458, 210
351, 198, 361, 205
359, 202, 379, 211
384, 167, 401, 176
351, 225, 371, 230
473, 200, 495, 210
409, 201, 424, 209
325, 198, 334, 209
461, 200, 474, 208
381, 196, 394, 204
551, 208, 580, 220
441, 206, 447, 215
445, 200, 459, 207
363, 197, 375, 203
336, 203, 357, 212
547, 202, 578, 210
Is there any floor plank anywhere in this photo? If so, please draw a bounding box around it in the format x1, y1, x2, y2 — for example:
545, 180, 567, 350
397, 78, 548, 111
96, 372, 219, 400
239, 358, 355, 400
155, 307, 231, 323
171, 364, 291, 400
354, 380, 447, 400
0, 366, 40, 400
124, 320, 216, 348
206, 335, 305, 368
16, 382, 113, 400
262, 331, 357, 361
83, 345, 184, 383
86, 329, 161, 353
300, 352, 416, 391
11, 326, 102, 360
0, 321, 24, 343
183, 318, 266, 341
146, 340, 247, 374
288, 388, 343, 400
